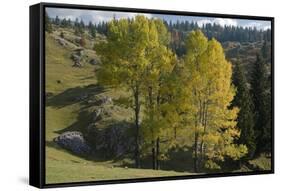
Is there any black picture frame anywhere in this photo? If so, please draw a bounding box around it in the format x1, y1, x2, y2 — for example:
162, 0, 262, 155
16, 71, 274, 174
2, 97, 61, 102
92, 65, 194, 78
30, 2, 275, 188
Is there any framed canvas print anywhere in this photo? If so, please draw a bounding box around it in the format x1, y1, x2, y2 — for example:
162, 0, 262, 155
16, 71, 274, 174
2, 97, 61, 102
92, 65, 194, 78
29, 2, 274, 188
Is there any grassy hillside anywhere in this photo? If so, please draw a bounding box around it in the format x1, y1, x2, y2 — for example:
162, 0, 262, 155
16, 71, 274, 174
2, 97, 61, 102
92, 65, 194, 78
46, 143, 187, 183
45, 32, 191, 184
45, 26, 271, 184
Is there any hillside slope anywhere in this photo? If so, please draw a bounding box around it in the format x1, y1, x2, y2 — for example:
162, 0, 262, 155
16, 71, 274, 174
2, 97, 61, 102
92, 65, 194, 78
45, 32, 190, 184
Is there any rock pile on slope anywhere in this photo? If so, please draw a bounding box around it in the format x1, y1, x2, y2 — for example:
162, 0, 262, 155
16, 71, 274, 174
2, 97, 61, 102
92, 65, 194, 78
54, 131, 91, 155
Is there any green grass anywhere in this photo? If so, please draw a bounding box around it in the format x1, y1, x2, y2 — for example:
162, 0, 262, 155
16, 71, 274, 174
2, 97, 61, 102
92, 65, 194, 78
46, 148, 188, 184
45, 31, 190, 184
46, 34, 97, 94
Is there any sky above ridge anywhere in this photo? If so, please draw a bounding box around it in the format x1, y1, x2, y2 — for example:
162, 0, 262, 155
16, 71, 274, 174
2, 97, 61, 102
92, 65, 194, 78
46, 7, 271, 30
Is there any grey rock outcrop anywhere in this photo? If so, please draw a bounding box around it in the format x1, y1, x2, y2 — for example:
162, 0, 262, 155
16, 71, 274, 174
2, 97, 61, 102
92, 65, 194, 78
94, 95, 113, 105
89, 58, 100, 65
93, 108, 103, 122
71, 54, 82, 67
85, 95, 134, 157
58, 38, 66, 46
55, 37, 67, 47
54, 131, 91, 155
71, 48, 84, 67
85, 95, 113, 106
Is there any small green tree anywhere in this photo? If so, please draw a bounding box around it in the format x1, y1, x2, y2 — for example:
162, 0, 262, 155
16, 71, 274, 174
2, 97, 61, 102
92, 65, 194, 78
79, 36, 86, 47
60, 31, 64, 39
80, 19, 85, 28
74, 19, 85, 36
88, 21, 96, 38
90, 27, 96, 38
61, 18, 68, 28
45, 12, 52, 33
54, 15, 60, 25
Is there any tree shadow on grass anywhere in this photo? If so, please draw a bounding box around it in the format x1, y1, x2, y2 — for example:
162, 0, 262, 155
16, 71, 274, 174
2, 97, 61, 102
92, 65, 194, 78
46, 84, 105, 109
114, 146, 195, 173
54, 110, 92, 135
46, 140, 94, 161
161, 147, 195, 173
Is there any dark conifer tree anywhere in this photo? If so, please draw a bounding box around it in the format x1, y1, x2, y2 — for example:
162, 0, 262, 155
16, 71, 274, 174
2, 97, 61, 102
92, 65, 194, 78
90, 27, 96, 38
67, 18, 72, 27
74, 18, 79, 28
251, 54, 271, 153
261, 40, 271, 63
88, 21, 93, 29
80, 19, 85, 28
61, 18, 67, 27
60, 31, 64, 39
232, 62, 256, 158
88, 21, 96, 38
54, 15, 60, 25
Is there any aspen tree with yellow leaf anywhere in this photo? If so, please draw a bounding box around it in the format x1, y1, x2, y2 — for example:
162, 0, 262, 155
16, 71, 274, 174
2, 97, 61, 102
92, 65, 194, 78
181, 30, 247, 172
141, 19, 178, 170
95, 16, 177, 169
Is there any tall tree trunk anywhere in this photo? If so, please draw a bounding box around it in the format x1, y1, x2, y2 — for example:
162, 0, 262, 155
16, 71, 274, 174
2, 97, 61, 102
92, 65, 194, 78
199, 100, 208, 168
152, 140, 156, 169
199, 141, 204, 168
134, 85, 141, 168
193, 90, 200, 173
194, 131, 199, 173
151, 141, 156, 170
199, 101, 206, 168
155, 91, 161, 170
148, 86, 157, 170
174, 126, 177, 139
156, 137, 160, 170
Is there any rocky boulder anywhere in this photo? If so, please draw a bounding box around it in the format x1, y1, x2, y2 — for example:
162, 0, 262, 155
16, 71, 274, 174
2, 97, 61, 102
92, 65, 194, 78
85, 95, 113, 106
71, 54, 83, 67
54, 131, 91, 155
94, 95, 113, 105
89, 58, 100, 65
71, 53, 81, 62
58, 38, 67, 46
55, 37, 67, 47
71, 49, 84, 67
92, 108, 103, 122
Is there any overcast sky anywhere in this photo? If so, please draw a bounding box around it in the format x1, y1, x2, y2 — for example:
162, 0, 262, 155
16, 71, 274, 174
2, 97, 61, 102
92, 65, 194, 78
46, 8, 271, 30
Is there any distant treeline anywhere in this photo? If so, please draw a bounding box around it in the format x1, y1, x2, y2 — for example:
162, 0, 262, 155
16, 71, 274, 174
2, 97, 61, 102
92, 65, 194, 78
165, 20, 271, 42
165, 21, 271, 56
46, 14, 271, 57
